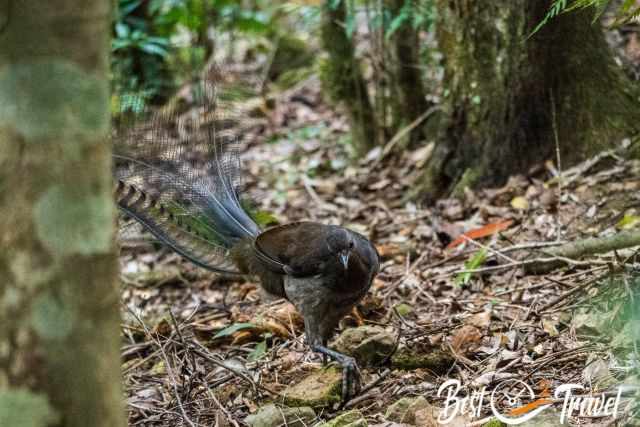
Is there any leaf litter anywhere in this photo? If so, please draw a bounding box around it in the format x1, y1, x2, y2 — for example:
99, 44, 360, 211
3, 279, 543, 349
118, 72, 640, 427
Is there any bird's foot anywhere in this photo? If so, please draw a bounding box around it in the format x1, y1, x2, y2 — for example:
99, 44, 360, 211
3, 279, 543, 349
313, 344, 361, 403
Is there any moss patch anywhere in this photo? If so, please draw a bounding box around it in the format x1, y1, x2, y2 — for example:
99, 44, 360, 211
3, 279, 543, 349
452, 168, 481, 198
391, 346, 454, 373
320, 410, 367, 427
0, 60, 108, 141
282, 366, 341, 407
245, 404, 315, 427
0, 389, 59, 427
30, 291, 75, 340
33, 185, 114, 256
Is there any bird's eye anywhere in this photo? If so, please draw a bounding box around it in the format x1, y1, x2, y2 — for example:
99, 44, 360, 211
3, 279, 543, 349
349, 241, 354, 249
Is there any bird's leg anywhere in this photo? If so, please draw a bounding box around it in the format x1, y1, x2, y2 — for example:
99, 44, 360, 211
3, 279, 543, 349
312, 344, 361, 403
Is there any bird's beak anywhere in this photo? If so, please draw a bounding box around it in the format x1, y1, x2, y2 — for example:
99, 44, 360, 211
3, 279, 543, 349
340, 251, 350, 269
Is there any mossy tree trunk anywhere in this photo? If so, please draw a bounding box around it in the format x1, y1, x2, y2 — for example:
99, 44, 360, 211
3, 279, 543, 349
320, 0, 379, 153
0, 2, 124, 427
419, 0, 640, 200
386, 0, 430, 147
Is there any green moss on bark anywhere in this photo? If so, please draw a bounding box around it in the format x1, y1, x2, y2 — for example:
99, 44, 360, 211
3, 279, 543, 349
0, 61, 108, 140
320, 1, 378, 153
34, 185, 114, 256
0, 2, 124, 427
0, 389, 60, 427
418, 1, 640, 200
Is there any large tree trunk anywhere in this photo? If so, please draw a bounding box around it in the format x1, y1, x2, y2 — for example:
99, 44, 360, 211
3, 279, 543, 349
320, 0, 379, 153
0, 2, 124, 427
418, 0, 640, 200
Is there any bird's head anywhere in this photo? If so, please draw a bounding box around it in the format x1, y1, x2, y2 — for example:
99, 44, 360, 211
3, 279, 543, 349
326, 228, 355, 270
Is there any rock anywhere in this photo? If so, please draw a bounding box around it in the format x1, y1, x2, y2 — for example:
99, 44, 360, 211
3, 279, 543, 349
320, 410, 367, 427
414, 406, 470, 427
391, 346, 454, 373
413, 406, 440, 427
333, 326, 395, 366
385, 397, 430, 425
384, 398, 470, 426
282, 366, 342, 407
245, 404, 316, 427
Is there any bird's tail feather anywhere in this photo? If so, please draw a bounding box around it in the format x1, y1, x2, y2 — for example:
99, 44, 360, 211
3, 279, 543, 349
113, 70, 262, 274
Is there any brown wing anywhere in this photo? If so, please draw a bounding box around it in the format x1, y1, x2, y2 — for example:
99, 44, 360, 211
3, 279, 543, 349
252, 222, 333, 276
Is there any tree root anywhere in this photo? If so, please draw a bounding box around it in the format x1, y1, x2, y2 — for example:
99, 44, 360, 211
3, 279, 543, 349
525, 230, 640, 274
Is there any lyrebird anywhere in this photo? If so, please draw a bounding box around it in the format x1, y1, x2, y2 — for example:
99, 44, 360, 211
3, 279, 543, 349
113, 78, 379, 401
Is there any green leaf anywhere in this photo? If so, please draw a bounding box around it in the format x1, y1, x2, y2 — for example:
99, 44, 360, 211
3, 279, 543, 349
252, 210, 279, 228
248, 340, 267, 361
213, 322, 256, 339
241, 198, 278, 228
345, 12, 356, 39
112, 39, 133, 51
115, 22, 130, 38
385, 13, 408, 39
328, 0, 342, 11
120, 0, 143, 17
139, 43, 169, 57
385, 1, 412, 40
528, 0, 568, 37
455, 248, 488, 286
235, 17, 269, 33
616, 214, 640, 230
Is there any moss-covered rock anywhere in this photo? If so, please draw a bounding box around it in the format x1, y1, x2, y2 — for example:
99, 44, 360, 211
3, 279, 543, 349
332, 326, 395, 367
385, 396, 431, 424
245, 404, 316, 427
391, 346, 454, 373
282, 366, 342, 407
319, 410, 367, 427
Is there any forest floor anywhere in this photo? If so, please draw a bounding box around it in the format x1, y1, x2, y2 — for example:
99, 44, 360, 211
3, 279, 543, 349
117, 21, 640, 427
118, 70, 640, 427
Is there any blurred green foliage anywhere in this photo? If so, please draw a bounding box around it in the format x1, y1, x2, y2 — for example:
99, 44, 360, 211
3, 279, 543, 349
111, 0, 277, 109
326, 0, 436, 41
110, 0, 440, 155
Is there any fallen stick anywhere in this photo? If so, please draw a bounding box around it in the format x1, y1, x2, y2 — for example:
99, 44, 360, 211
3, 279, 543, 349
525, 229, 640, 274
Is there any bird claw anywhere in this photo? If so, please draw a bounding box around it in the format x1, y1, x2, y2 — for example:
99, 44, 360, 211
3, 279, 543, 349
312, 344, 362, 403
339, 355, 361, 403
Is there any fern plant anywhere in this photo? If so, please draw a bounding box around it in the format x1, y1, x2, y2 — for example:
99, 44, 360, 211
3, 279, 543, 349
533, 0, 640, 35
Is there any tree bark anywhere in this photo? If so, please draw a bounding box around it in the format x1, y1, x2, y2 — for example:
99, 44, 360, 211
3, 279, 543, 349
0, 2, 124, 427
320, 0, 379, 153
418, 0, 640, 200
386, 0, 430, 148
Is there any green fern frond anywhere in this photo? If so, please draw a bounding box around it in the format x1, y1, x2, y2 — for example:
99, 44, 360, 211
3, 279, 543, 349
611, 3, 640, 26
565, 0, 610, 22
529, 0, 640, 35
529, 0, 569, 37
